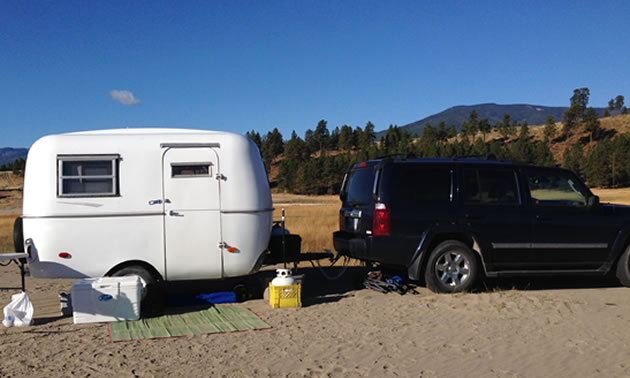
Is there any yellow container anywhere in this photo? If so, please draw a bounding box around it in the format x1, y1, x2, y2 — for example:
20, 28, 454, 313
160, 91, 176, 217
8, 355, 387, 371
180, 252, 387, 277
269, 283, 302, 308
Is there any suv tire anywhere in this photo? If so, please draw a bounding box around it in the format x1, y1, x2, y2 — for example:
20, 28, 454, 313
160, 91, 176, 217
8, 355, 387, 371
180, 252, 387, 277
425, 240, 479, 293
615, 245, 630, 287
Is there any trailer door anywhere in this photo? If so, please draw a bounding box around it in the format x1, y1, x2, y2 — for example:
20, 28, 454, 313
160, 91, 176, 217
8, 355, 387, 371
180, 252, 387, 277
162, 147, 223, 280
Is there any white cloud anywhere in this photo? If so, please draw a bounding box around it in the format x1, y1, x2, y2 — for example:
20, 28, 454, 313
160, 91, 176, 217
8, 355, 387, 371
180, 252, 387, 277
109, 89, 141, 105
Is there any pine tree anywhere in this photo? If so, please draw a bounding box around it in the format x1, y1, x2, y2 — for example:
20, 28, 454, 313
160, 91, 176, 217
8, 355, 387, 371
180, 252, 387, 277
478, 118, 491, 143
312, 120, 330, 155
510, 122, 534, 163
360, 121, 376, 149
436, 121, 448, 144
338, 125, 355, 151
472, 137, 487, 156
563, 88, 590, 137
583, 107, 601, 143
246, 130, 262, 151
563, 142, 584, 175
498, 114, 514, 139
284, 131, 307, 161
534, 141, 556, 166
615, 95, 625, 113
584, 139, 611, 187
543, 115, 556, 142
418, 124, 438, 157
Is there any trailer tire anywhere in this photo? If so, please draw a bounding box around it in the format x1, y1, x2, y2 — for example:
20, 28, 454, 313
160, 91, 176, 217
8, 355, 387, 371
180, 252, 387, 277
615, 245, 630, 287
111, 265, 161, 316
13, 217, 23, 252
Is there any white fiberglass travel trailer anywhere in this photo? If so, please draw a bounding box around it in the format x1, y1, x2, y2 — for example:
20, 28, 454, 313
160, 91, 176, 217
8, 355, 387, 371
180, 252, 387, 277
19, 128, 272, 287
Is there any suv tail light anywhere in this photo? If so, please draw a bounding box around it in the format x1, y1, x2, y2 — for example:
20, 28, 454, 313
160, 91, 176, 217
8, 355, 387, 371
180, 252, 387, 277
373, 202, 390, 236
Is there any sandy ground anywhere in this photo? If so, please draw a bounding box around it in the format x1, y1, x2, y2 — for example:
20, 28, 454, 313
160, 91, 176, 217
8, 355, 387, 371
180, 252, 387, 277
1, 262, 630, 377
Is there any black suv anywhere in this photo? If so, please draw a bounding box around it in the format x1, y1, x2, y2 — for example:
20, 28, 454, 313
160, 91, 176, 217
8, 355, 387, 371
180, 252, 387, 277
333, 158, 630, 293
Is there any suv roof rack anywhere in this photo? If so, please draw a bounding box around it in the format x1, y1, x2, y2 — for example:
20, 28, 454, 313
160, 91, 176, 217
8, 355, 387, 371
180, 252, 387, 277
452, 153, 499, 161
375, 153, 416, 160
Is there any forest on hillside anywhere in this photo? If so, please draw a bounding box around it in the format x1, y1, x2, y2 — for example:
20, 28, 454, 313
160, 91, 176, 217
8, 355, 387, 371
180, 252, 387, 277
248, 90, 629, 194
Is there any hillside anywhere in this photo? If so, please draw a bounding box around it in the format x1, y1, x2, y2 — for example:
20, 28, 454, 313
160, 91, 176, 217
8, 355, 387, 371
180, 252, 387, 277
380, 103, 606, 138
500, 114, 630, 163
267, 114, 630, 190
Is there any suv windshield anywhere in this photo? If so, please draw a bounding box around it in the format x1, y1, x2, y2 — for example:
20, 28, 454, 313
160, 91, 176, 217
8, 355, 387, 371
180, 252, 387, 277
345, 167, 375, 206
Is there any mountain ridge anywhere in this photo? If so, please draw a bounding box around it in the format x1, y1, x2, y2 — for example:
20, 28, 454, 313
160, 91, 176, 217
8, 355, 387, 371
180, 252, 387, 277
0, 148, 28, 166
381, 103, 606, 137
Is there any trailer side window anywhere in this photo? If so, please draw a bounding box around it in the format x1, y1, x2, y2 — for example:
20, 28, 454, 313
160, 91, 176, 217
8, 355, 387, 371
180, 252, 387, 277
57, 155, 119, 197
171, 163, 212, 178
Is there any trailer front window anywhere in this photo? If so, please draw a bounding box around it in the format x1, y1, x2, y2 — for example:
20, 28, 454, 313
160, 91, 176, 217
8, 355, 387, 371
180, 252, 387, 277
57, 155, 119, 197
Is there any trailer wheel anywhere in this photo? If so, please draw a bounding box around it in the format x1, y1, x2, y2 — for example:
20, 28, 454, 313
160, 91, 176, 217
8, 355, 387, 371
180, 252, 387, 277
111, 265, 161, 315
616, 245, 630, 287
13, 217, 23, 252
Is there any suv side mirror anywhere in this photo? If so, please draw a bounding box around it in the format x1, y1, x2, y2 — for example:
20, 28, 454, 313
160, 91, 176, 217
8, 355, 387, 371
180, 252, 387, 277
587, 195, 600, 210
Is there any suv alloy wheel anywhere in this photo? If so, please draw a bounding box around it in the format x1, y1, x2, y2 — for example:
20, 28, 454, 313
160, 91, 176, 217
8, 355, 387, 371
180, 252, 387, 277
425, 240, 480, 293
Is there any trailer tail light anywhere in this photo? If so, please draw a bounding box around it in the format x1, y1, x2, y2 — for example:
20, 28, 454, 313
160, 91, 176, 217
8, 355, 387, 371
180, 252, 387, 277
58, 252, 71, 259
372, 202, 390, 236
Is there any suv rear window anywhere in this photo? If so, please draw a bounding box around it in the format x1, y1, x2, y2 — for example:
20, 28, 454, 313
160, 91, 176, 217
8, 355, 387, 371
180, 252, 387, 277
388, 164, 452, 206
463, 168, 519, 205
345, 167, 375, 206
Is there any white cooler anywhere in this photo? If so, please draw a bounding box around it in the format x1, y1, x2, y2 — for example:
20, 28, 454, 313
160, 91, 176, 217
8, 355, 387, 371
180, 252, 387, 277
71, 276, 142, 324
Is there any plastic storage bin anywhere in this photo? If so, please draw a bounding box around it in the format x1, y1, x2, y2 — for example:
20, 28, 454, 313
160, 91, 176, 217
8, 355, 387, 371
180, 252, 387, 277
71, 276, 142, 324
269, 283, 302, 308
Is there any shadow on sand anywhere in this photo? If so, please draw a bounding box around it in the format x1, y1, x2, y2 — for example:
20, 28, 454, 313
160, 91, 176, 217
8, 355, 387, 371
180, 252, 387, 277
131, 266, 626, 317
158, 266, 370, 310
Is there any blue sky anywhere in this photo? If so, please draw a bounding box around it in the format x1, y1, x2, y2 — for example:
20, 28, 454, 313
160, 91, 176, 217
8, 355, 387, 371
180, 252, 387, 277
1, 0, 629, 147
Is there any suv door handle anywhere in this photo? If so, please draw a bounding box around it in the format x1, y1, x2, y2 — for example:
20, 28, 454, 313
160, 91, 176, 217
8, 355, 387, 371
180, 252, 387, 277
535, 215, 552, 221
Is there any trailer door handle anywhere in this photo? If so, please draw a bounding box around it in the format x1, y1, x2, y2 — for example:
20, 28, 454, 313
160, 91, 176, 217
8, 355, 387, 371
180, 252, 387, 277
148, 199, 163, 205
169, 210, 182, 217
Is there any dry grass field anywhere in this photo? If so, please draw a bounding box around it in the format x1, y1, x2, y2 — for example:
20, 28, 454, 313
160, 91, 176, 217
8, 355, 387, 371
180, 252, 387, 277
592, 187, 630, 205
272, 194, 340, 253
0, 172, 23, 252
0, 214, 18, 252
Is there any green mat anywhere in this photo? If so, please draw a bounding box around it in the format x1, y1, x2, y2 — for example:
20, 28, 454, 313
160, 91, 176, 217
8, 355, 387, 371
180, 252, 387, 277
108, 306, 271, 342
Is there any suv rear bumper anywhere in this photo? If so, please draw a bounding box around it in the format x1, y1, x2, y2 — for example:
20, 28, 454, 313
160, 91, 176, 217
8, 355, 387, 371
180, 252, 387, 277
333, 231, 367, 258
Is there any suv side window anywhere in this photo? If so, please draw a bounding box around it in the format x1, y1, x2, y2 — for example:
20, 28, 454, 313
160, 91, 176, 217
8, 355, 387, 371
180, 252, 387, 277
388, 164, 452, 207
345, 167, 375, 206
525, 169, 588, 207
463, 168, 519, 205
